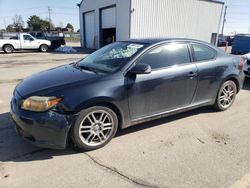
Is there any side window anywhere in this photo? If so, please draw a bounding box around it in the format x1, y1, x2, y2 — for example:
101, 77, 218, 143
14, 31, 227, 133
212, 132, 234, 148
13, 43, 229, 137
191, 44, 216, 61
138, 43, 190, 70
23, 35, 33, 41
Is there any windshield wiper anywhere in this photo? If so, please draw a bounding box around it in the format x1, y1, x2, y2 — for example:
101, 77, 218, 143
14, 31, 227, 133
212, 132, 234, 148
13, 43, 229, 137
78, 65, 98, 74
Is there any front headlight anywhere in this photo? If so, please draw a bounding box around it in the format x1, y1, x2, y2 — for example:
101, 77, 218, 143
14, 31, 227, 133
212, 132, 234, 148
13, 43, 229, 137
21, 96, 62, 112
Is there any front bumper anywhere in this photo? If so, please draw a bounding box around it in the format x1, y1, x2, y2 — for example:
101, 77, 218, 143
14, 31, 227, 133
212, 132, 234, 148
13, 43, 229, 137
10, 93, 74, 149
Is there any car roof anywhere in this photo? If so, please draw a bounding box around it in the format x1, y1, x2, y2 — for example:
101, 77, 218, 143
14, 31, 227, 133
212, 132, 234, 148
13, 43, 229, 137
122, 38, 226, 54
123, 38, 209, 45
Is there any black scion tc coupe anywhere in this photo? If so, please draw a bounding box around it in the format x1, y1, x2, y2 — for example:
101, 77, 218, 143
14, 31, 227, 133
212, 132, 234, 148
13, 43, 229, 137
11, 38, 245, 150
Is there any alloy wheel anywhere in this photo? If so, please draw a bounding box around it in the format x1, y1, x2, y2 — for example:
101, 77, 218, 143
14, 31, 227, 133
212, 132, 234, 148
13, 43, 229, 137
78, 110, 114, 147
219, 83, 236, 109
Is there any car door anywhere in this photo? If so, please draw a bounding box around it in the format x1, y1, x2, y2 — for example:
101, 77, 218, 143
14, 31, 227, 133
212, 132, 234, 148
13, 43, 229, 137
126, 42, 198, 120
189, 43, 219, 104
22, 34, 38, 49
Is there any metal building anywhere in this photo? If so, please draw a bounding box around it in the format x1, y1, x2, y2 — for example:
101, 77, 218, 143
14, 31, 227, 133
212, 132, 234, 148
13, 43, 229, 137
78, 0, 224, 49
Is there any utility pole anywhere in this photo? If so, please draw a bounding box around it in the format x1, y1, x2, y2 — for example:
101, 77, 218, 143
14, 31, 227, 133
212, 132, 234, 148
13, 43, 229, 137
48, 6, 52, 31
4, 18, 6, 30
221, 5, 227, 35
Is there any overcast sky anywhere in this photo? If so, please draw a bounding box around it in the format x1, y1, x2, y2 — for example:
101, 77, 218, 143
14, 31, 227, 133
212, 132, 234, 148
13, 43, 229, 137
0, 0, 250, 35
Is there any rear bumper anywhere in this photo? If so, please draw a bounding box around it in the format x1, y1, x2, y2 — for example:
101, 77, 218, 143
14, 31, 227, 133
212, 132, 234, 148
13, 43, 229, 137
243, 64, 250, 77
10, 97, 74, 149
244, 70, 250, 78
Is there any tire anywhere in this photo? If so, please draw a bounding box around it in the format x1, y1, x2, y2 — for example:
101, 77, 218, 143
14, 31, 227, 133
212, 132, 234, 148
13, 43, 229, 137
214, 80, 237, 111
39, 44, 49, 52
3, 44, 14, 53
71, 106, 118, 151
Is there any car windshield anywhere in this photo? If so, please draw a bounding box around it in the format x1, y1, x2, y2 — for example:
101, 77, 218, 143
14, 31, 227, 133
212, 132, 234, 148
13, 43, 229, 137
78, 42, 146, 73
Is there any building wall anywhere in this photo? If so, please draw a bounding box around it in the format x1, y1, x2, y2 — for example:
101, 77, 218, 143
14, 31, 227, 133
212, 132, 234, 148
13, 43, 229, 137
79, 0, 131, 48
130, 0, 224, 43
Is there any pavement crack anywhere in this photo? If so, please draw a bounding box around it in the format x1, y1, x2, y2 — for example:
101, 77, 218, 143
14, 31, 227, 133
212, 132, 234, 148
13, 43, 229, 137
197, 138, 205, 144
84, 153, 161, 188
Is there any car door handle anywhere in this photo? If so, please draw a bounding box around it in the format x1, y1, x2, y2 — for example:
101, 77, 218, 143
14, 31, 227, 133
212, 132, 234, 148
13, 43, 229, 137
187, 72, 197, 77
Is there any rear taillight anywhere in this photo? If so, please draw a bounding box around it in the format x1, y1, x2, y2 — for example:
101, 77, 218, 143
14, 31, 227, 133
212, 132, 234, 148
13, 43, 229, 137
239, 58, 245, 70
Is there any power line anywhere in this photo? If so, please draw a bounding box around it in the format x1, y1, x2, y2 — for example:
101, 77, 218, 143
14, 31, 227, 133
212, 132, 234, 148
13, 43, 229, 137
53, 12, 78, 15
52, 6, 78, 10
0, 6, 78, 15
0, 6, 47, 14
1, 12, 48, 19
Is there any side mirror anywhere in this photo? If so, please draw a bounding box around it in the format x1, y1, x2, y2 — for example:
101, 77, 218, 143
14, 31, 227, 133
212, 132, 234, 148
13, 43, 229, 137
129, 63, 152, 75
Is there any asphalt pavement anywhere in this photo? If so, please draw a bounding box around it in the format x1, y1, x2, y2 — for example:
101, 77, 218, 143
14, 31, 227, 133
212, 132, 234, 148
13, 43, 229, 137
0, 50, 250, 188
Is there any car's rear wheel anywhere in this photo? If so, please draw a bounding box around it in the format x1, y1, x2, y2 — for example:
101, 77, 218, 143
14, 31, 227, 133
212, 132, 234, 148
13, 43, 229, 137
71, 106, 118, 151
3, 44, 14, 53
39, 44, 49, 52
214, 80, 237, 111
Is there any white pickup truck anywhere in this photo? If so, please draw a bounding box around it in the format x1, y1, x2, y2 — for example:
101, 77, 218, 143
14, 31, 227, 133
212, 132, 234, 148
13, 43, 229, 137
0, 33, 51, 53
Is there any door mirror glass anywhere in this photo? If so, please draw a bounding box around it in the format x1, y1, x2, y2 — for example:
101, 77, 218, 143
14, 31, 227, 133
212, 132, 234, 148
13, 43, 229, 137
129, 63, 151, 75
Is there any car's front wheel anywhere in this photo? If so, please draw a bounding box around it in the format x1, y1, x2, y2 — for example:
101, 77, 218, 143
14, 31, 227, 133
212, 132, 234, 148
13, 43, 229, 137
214, 80, 237, 111
71, 106, 118, 151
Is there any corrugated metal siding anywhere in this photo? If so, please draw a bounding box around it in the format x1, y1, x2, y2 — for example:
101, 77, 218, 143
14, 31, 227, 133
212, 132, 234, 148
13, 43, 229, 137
130, 0, 223, 42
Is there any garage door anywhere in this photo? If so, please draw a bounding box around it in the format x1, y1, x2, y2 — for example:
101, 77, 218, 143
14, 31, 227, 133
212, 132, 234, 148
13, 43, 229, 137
101, 7, 116, 29
84, 11, 95, 49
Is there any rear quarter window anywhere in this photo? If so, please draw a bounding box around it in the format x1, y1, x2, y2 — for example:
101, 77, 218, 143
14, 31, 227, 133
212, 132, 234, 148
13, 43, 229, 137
191, 43, 216, 62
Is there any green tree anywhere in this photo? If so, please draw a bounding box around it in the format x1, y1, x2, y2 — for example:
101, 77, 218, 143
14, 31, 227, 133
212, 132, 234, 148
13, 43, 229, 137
66, 23, 74, 31
12, 15, 24, 32
27, 15, 53, 31
6, 25, 15, 32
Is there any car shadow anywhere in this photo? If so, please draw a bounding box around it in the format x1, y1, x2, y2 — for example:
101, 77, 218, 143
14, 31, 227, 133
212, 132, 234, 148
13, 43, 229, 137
0, 50, 39, 54
0, 107, 216, 163
116, 107, 215, 137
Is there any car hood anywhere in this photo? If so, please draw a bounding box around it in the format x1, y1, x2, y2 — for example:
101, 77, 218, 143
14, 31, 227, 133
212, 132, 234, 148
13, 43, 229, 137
16, 64, 102, 97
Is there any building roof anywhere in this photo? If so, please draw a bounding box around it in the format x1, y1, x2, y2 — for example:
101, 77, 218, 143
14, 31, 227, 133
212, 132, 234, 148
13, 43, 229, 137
78, 0, 224, 7
202, 0, 224, 5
